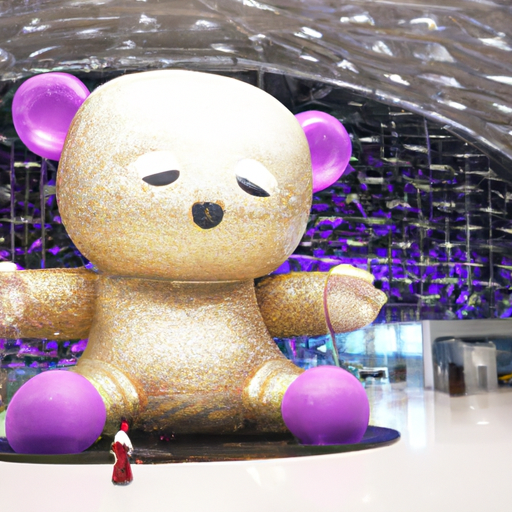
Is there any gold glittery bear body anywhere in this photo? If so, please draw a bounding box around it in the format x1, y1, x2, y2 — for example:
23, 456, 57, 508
0, 71, 386, 438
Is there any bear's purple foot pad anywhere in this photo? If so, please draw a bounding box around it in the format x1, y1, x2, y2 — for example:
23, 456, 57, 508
282, 365, 370, 445
5, 370, 106, 454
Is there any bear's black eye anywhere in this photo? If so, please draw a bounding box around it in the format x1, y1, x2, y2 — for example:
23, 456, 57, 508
142, 170, 180, 186
236, 176, 270, 197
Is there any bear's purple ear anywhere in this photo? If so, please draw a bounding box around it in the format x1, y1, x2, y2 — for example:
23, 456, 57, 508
295, 111, 352, 193
12, 72, 90, 161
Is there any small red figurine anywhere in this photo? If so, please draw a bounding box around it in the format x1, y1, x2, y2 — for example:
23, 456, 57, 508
111, 420, 133, 485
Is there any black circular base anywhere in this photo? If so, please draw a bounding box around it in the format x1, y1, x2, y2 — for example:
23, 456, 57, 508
0, 425, 399, 465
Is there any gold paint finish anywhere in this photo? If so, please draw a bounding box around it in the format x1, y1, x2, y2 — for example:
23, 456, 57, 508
57, 70, 312, 281
329, 264, 375, 283
74, 358, 144, 435
256, 270, 387, 338
74, 276, 297, 434
0, 268, 97, 340
0, 71, 388, 438
243, 360, 303, 432
0, 267, 386, 436
326, 272, 387, 333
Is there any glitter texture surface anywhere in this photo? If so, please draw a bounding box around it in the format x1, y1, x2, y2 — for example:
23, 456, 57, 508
256, 270, 386, 338
77, 277, 301, 434
0, 70, 386, 436
0, 269, 384, 435
58, 70, 312, 281
0, 268, 97, 340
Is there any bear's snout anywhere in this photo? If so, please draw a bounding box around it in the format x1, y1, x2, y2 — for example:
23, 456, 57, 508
192, 202, 224, 230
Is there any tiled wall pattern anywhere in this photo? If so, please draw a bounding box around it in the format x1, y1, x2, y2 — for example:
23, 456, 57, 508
269, 76, 512, 323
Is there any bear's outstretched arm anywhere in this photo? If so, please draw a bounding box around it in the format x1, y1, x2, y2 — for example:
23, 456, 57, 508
0, 268, 98, 340
255, 266, 387, 338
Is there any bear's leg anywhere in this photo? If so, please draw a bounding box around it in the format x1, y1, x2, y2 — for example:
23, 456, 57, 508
244, 361, 370, 445
73, 359, 144, 435
5, 359, 142, 454
242, 359, 303, 432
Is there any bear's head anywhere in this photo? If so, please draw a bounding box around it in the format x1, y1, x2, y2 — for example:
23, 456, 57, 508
56, 70, 312, 281
12, 70, 351, 281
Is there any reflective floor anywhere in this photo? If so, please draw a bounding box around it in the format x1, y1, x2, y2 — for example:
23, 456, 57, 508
1, 384, 510, 511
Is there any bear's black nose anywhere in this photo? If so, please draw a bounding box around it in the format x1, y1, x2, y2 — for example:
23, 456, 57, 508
192, 202, 224, 229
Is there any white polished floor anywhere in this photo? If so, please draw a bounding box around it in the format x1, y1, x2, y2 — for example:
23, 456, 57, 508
1, 385, 511, 511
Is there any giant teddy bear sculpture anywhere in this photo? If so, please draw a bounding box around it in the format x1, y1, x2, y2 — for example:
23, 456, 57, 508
0, 70, 386, 454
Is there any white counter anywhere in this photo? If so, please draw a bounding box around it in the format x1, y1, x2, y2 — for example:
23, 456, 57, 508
1, 385, 510, 512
